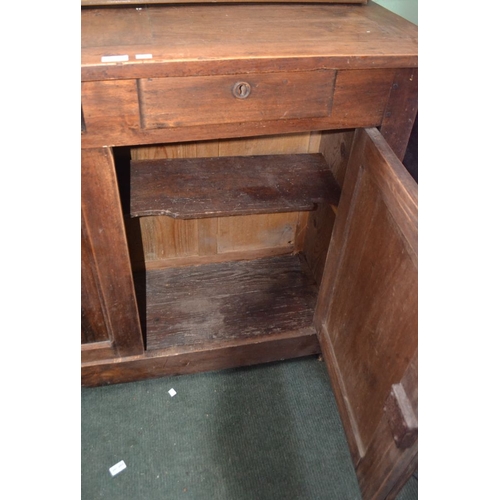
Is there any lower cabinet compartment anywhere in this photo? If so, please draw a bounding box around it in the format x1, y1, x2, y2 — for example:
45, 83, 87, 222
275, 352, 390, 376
117, 131, 348, 359
80, 131, 347, 384
136, 253, 319, 352
82, 127, 417, 499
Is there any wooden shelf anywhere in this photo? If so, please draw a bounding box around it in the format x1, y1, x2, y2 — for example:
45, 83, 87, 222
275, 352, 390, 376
134, 254, 320, 351
130, 154, 341, 219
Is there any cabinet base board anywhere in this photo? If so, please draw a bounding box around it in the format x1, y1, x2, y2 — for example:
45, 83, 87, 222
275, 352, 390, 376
83, 254, 323, 387
81, 330, 321, 387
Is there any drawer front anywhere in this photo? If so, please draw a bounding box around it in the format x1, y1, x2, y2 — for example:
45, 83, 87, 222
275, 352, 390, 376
138, 70, 336, 129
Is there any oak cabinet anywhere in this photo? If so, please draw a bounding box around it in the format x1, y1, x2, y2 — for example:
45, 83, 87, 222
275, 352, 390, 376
81, 3, 417, 498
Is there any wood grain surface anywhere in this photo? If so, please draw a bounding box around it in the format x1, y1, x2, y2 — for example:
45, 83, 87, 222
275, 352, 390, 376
81, 69, 396, 149
314, 128, 417, 499
82, 4, 417, 80
138, 71, 335, 129
81, 330, 321, 387
126, 134, 318, 271
81, 148, 144, 359
136, 254, 318, 351
130, 154, 340, 218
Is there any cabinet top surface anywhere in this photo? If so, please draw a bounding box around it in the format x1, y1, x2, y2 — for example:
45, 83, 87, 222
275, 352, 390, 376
81, 3, 417, 80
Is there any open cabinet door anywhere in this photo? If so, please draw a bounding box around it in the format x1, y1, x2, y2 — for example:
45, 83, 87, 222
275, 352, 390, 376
314, 128, 417, 499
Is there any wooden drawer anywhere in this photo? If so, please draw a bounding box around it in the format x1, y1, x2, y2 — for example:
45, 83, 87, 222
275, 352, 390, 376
81, 69, 399, 148
138, 70, 336, 129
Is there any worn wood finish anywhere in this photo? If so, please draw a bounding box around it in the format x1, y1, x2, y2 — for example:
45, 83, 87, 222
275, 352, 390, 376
319, 130, 355, 189
81, 69, 395, 149
302, 204, 336, 287
81, 4, 417, 81
380, 68, 419, 161
81, 148, 144, 358
298, 129, 356, 284
142, 247, 298, 272
138, 254, 318, 351
217, 213, 297, 254
127, 134, 315, 271
81, 80, 140, 140
385, 453, 418, 500
138, 71, 336, 129
128, 139, 219, 270
82, 2, 418, 494
360, 353, 418, 500
130, 154, 341, 219
384, 383, 418, 449
81, 3, 416, 151
129, 214, 300, 272
81, 213, 108, 345
81, 329, 321, 387
314, 128, 417, 498
81, 341, 115, 363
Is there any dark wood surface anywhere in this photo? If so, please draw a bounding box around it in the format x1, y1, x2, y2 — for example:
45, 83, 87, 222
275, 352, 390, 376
138, 71, 335, 129
81, 330, 321, 387
384, 381, 418, 449
136, 254, 319, 351
302, 203, 336, 287
384, 353, 418, 499
314, 128, 417, 499
81, 4, 417, 80
380, 68, 419, 161
81, 148, 144, 360
130, 154, 341, 219
81, 69, 396, 149
81, 340, 115, 364
81, 213, 109, 345
81, 2, 418, 494
359, 353, 418, 500
81, 3, 417, 152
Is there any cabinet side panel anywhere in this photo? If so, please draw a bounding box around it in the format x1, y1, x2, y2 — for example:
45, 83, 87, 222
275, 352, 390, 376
81, 214, 109, 344
380, 68, 418, 161
82, 147, 144, 357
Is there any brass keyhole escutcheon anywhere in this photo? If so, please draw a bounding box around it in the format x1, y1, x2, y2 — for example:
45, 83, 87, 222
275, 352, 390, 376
232, 82, 251, 99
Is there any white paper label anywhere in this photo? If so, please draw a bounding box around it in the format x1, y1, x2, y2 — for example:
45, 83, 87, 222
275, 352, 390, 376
101, 55, 129, 63
168, 388, 177, 397
109, 460, 127, 477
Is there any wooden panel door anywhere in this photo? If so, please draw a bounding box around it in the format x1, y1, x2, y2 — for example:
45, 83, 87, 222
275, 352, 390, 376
81, 147, 144, 363
314, 128, 417, 499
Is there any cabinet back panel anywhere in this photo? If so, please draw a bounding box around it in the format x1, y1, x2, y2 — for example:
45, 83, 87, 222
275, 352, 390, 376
127, 133, 319, 271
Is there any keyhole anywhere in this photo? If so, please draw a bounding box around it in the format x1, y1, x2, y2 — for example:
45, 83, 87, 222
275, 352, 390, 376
232, 82, 251, 99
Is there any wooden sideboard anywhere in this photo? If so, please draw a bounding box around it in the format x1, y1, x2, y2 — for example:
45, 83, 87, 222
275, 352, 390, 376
81, 3, 417, 498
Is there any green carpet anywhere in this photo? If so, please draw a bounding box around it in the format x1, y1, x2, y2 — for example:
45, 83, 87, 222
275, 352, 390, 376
82, 356, 417, 499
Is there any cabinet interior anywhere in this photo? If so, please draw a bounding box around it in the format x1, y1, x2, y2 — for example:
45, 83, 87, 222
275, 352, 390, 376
114, 129, 354, 352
